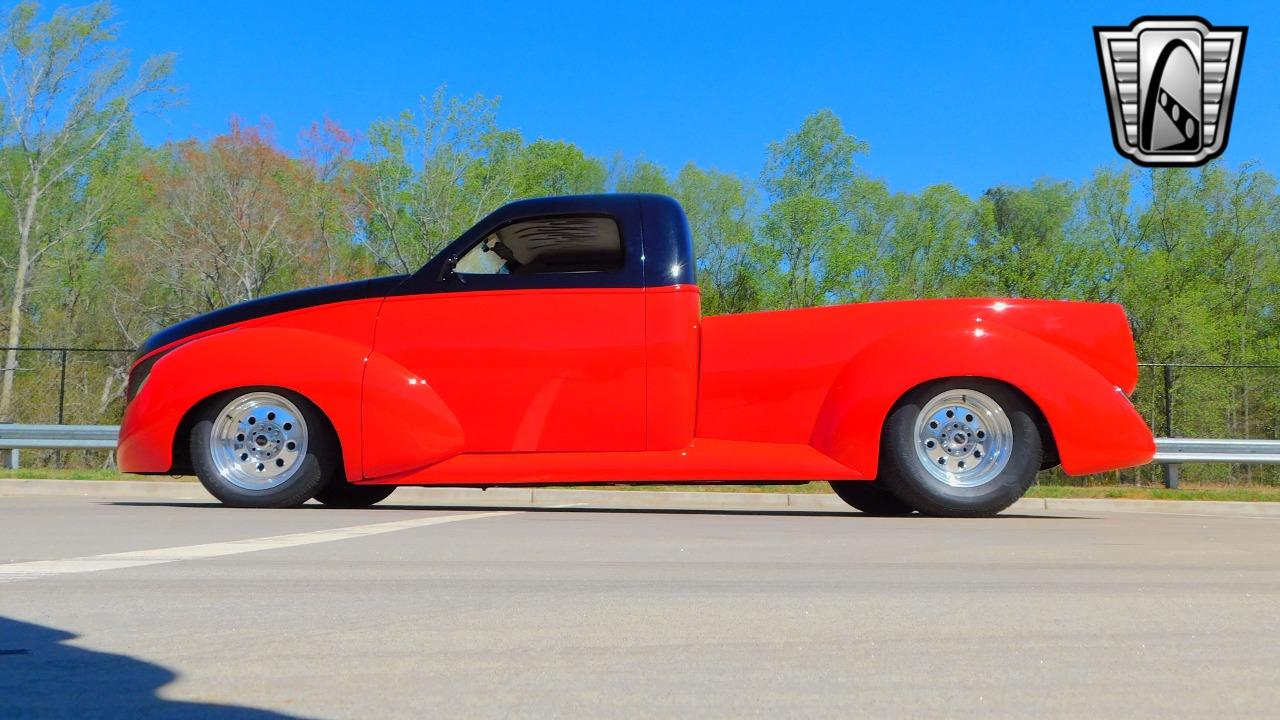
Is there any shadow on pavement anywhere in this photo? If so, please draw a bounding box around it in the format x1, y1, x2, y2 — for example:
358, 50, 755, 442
107, 500, 1089, 520
0, 616, 302, 719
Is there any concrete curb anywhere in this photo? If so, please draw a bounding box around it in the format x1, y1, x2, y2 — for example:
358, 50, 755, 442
0, 478, 212, 500
1037, 497, 1280, 517
2, 478, 1278, 517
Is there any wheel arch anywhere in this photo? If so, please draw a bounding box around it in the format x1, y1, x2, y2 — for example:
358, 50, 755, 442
170, 385, 347, 479
809, 323, 1152, 477
879, 375, 1059, 470
117, 326, 369, 480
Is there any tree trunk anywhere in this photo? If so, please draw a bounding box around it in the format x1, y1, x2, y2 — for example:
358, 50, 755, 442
0, 189, 40, 422
0, 251, 30, 422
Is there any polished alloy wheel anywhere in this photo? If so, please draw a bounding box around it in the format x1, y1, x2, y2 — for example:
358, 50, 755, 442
912, 389, 1013, 488
209, 392, 309, 491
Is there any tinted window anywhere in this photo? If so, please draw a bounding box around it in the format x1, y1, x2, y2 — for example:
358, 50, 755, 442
454, 216, 623, 276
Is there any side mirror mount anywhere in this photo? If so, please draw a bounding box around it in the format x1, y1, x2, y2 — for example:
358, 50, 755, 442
437, 254, 459, 282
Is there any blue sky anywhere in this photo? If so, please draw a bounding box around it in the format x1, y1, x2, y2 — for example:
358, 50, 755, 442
114, 0, 1277, 195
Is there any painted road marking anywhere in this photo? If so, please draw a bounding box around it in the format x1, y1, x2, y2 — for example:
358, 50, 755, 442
0, 510, 517, 584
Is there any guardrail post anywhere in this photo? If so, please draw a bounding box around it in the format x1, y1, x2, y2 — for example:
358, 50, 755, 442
7, 448, 18, 470
56, 349, 67, 425
1161, 365, 1178, 489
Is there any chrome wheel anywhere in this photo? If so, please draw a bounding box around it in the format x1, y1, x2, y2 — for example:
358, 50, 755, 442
912, 389, 1013, 488
209, 392, 309, 491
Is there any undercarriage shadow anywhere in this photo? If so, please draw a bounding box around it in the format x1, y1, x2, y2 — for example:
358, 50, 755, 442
106, 500, 1088, 520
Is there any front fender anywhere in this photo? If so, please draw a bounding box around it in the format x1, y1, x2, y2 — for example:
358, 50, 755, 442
118, 325, 370, 480
810, 322, 1155, 477
360, 351, 465, 479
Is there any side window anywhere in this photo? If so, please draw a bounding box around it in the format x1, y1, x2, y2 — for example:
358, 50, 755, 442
454, 216, 623, 276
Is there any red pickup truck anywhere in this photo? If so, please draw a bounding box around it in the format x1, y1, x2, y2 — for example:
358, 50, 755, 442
118, 194, 1155, 516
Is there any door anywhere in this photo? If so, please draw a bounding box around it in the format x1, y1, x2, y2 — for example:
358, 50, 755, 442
371, 213, 647, 453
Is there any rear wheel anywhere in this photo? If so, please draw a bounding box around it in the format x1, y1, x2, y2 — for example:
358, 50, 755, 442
314, 482, 396, 508
190, 389, 337, 508
876, 379, 1042, 517
829, 480, 915, 516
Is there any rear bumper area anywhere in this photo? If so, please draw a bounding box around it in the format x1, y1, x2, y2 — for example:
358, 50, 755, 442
1057, 387, 1156, 476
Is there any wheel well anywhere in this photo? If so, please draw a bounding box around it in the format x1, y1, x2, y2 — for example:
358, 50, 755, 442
886, 376, 1059, 469
168, 386, 345, 477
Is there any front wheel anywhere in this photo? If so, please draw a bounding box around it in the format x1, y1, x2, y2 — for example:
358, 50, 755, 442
190, 389, 338, 508
876, 379, 1043, 517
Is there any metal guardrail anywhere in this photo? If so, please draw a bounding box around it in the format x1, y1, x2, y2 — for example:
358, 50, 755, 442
0, 423, 120, 469
1152, 437, 1280, 488
1, 426, 1278, 485
1154, 438, 1280, 464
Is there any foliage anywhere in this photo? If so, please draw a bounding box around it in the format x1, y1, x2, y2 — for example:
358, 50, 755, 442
0, 0, 172, 419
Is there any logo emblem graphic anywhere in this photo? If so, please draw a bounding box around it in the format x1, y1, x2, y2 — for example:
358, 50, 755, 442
1094, 17, 1246, 166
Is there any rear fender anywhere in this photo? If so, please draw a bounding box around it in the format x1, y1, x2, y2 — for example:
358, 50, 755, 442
810, 323, 1155, 477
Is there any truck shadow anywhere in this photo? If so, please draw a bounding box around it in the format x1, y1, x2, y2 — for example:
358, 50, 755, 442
0, 616, 302, 719
107, 501, 1089, 520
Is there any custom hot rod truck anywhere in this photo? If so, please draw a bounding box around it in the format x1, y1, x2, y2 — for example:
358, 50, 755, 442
118, 194, 1156, 516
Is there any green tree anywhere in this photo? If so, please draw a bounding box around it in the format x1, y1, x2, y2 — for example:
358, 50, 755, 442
672, 163, 755, 313
869, 183, 976, 300
515, 139, 606, 198
970, 180, 1095, 298
0, 0, 173, 419
615, 158, 673, 195
756, 110, 869, 308
114, 121, 360, 337
355, 86, 522, 273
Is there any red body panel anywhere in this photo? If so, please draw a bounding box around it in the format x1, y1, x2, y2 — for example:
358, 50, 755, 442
118, 300, 382, 482
644, 285, 701, 450
371, 288, 647, 456
698, 299, 1152, 477
374, 438, 855, 486
119, 290, 1155, 484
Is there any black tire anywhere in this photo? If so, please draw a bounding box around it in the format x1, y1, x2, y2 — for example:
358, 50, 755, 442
1039, 438, 1061, 471
189, 388, 339, 508
876, 379, 1043, 518
314, 482, 396, 508
829, 480, 916, 516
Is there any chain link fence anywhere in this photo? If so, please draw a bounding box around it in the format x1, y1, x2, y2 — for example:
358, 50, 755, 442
0, 346, 133, 469
1126, 362, 1280, 485
4, 347, 1279, 484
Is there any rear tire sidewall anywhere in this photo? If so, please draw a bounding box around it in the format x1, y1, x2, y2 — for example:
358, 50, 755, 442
829, 480, 916, 516
879, 379, 1042, 517
190, 388, 337, 508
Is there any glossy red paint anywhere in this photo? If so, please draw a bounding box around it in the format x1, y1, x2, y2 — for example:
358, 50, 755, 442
118, 299, 382, 482
372, 287, 647, 455
119, 289, 1154, 485
699, 298, 1152, 477
643, 285, 701, 450
371, 437, 856, 486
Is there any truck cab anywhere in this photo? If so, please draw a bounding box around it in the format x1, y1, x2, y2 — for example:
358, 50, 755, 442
361, 194, 702, 477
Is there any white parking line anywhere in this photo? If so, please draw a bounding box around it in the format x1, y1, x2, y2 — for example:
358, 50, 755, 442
0, 510, 517, 584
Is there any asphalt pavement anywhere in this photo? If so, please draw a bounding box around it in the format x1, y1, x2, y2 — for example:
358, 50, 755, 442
1, 493, 1278, 718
